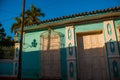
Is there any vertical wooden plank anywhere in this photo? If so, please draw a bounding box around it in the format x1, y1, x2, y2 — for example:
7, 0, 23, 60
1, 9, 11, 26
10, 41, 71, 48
41, 35, 61, 79
77, 32, 108, 80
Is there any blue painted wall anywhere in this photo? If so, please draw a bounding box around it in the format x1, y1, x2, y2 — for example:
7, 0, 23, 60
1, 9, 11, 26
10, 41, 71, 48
22, 30, 44, 79
0, 62, 13, 75
22, 27, 67, 79
22, 51, 40, 79
75, 22, 103, 33
1, 19, 120, 80
114, 19, 120, 55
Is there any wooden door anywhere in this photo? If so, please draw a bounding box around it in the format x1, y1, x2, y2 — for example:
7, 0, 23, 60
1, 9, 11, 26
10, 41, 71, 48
77, 32, 108, 80
41, 35, 61, 79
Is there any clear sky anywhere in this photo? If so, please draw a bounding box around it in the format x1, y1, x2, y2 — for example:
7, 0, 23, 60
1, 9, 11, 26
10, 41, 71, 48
0, 0, 120, 38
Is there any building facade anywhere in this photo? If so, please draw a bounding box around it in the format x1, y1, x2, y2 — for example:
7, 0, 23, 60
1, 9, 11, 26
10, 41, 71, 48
0, 6, 120, 80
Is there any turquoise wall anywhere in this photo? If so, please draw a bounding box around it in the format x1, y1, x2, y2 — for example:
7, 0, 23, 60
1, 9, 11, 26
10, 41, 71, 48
0, 62, 13, 75
22, 27, 67, 80
74, 22, 103, 46
114, 19, 120, 42
74, 20, 120, 80
113, 20, 120, 79
22, 51, 40, 79
75, 22, 103, 33
114, 19, 120, 28
1, 19, 119, 79
54, 27, 67, 80
114, 19, 120, 55
22, 22, 105, 79
74, 22, 104, 80
22, 30, 45, 79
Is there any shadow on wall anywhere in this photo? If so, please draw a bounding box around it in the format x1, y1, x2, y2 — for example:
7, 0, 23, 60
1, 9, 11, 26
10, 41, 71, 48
21, 37, 120, 80
0, 44, 120, 80
0, 32, 120, 80
20, 30, 67, 80
76, 32, 120, 80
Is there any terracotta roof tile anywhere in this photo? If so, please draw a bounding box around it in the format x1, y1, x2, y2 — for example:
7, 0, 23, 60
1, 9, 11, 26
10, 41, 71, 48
38, 6, 120, 24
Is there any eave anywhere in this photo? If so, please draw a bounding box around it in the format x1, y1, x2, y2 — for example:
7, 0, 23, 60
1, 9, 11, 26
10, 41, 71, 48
23, 12, 120, 32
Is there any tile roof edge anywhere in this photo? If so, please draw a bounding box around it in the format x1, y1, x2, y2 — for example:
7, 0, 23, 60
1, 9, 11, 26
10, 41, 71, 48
23, 11, 120, 32
39, 6, 120, 24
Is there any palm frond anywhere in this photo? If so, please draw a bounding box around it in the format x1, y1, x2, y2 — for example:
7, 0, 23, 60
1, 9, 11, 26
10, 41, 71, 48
11, 4, 45, 33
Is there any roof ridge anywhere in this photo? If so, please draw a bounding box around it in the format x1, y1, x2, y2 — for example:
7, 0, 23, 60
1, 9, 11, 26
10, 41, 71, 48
39, 6, 120, 23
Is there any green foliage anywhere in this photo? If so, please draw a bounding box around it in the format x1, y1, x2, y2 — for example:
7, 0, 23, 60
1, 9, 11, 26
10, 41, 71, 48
0, 36, 14, 47
0, 23, 14, 59
10, 17, 21, 33
0, 46, 14, 59
25, 5, 45, 24
11, 4, 45, 33
0, 24, 6, 41
0, 23, 14, 47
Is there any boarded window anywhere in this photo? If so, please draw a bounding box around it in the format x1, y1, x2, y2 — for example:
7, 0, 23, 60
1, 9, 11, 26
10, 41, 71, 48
77, 31, 108, 80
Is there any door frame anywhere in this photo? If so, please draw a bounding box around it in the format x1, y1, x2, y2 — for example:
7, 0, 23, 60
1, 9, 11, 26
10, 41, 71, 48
75, 30, 109, 80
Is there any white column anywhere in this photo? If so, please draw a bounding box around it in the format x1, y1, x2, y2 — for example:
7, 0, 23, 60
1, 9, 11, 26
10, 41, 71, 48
66, 26, 77, 80
13, 42, 19, 76
104, 20, 119, 56
104, 20, 120, 80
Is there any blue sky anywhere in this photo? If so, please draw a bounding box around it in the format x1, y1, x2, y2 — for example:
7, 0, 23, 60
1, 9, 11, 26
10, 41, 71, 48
0, 0, 120, 38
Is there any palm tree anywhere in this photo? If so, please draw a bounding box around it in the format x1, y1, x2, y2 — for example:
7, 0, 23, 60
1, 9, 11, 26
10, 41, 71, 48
0, 23, 6, 41
11, 17, 21, 33
25, 5, 45, 25
11, 4, 45, 33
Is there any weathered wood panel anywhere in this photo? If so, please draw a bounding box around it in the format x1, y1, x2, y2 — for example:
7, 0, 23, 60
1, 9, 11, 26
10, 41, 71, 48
41, 35, 61, 79
77, 32, 108, 80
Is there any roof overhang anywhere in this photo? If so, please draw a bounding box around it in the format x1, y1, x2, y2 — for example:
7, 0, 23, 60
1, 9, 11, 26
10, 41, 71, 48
22, 12, 120, 32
